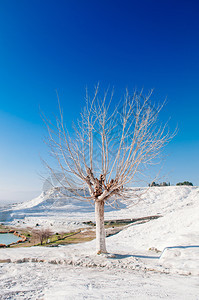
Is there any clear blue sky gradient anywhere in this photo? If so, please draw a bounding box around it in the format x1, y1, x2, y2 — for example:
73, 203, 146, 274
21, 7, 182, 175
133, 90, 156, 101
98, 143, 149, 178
0, 0, 199, 202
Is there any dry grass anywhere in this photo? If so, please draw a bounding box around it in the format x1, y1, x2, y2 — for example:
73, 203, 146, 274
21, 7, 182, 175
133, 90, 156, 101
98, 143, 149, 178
1, 221, 129, 248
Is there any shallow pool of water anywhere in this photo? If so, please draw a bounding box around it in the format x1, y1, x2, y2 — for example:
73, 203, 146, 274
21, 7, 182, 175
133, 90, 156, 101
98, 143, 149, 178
0, 233, 20, 245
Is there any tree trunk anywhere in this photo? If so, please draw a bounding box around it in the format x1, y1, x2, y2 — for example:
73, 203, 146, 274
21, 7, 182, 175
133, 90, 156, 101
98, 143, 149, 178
95, 200, 107, 254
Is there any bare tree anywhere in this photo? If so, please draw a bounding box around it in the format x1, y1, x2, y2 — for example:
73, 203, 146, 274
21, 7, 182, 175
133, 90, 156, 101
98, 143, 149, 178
43, 87, 175, 254
32, 228, 53, 245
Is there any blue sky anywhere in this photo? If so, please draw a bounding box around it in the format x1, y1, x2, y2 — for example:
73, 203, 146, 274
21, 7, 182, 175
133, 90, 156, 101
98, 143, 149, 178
0, 0, 199, 202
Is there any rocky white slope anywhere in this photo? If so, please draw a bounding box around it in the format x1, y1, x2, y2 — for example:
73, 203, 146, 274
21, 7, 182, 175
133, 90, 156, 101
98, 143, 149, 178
2, 186, 199, 234
0, 186, 198, 299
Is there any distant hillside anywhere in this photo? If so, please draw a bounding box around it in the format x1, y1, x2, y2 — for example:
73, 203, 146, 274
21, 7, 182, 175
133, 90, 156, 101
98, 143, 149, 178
0, 186, 198, 232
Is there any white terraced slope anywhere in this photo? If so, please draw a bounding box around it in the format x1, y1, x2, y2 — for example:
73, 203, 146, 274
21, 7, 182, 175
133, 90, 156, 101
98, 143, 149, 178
1, 186, 198, 258
0, 186, 199, 299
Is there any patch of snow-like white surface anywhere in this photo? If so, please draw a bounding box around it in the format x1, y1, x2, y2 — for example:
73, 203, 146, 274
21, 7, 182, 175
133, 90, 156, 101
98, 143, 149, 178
1, 263, 198, 300
2, 186, 198, 227
0, 186, 199, 299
